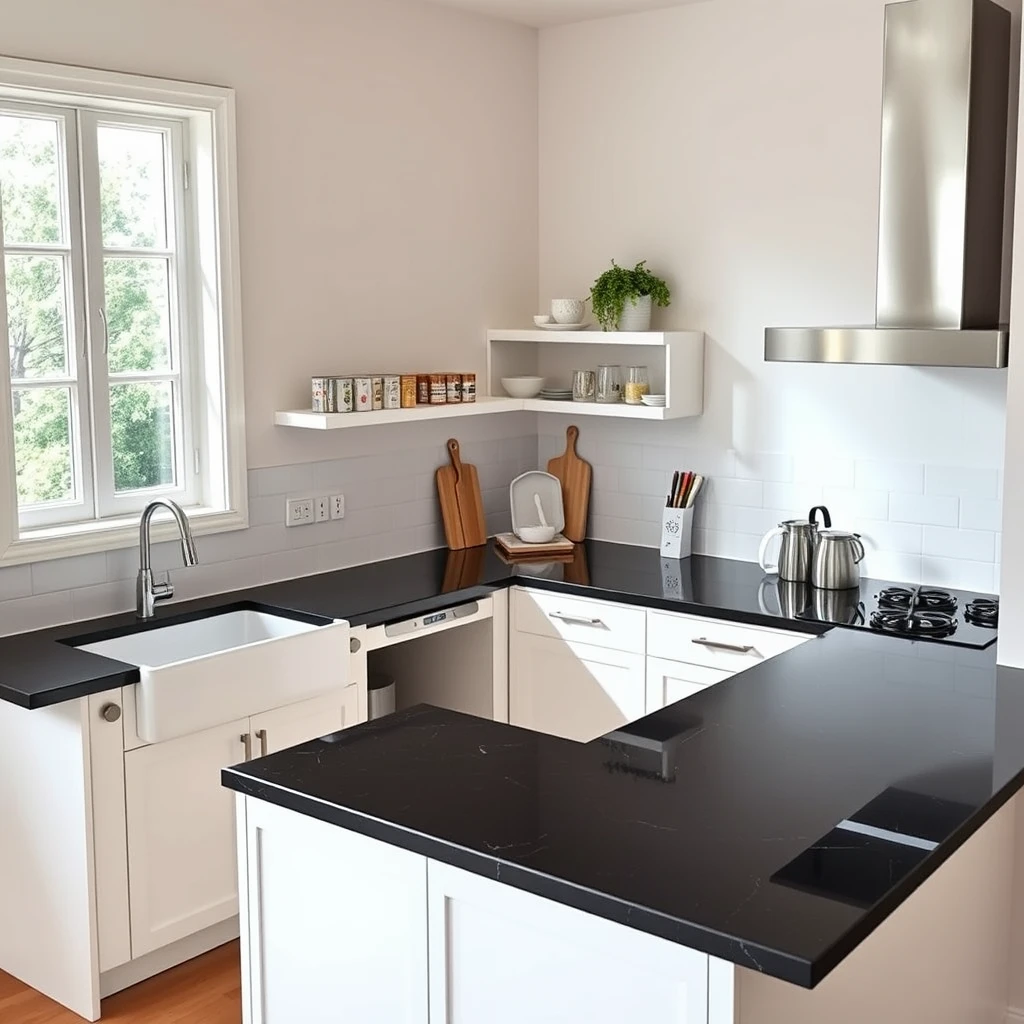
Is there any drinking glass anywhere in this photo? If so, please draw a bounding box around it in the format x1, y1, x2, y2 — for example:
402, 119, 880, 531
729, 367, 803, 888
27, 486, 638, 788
596, 364, 622, 404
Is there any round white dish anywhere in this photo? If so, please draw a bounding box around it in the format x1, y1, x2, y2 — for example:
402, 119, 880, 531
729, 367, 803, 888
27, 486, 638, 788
539, 322, 590, 332
517, 525, 557, 545
641, 394, 667, 406
501, 376, 546, 399
533, 314, 553, 326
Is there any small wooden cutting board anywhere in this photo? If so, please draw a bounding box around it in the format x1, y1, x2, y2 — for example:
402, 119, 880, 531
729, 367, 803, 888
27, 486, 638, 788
436, 438, 487, 550
547, 425, 591, 543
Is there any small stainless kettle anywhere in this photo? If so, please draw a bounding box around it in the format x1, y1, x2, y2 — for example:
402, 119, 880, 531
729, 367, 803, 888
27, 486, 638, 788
758, 506, 831, 583
811, 531, 866, 591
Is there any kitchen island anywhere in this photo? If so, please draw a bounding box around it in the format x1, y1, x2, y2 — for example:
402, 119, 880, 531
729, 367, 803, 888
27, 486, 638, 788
223, 616, 1023, 1024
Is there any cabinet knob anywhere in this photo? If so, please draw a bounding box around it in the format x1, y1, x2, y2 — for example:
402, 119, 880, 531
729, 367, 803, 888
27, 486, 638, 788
100, 702, 122, 723
350, 637, 361, 654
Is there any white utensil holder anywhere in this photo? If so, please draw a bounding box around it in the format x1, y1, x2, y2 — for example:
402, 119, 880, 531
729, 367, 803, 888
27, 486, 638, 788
661, 507, 694, 559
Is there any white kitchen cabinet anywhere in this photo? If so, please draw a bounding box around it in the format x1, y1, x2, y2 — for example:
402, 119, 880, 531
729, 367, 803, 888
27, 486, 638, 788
646, 657, 731, 712
250, 689, 357, 757
239, 797, 428, 1024
124, 718, 249, 958
509, 633, 645, 742
124, 690, 357, 960
427, 859, 709, 1024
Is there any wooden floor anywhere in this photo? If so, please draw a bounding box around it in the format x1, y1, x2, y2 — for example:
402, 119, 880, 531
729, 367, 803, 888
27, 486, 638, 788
0, 942, 241, 1023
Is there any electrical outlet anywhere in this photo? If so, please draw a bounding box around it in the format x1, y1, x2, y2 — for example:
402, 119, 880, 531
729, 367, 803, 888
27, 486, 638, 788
314, 496, 330, 523
286, 497, 314, 527
330, 494, 345, 520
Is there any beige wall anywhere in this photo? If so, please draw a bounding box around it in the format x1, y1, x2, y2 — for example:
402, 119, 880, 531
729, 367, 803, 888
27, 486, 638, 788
1, 0, 539, 469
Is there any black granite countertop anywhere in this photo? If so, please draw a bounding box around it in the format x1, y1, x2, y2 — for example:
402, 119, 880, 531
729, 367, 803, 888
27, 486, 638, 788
223, 628, 1023, 989
0, 542, 847, 709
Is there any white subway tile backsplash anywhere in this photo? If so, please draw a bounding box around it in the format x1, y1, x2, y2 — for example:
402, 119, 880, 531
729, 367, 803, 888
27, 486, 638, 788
793, 455, 855, 488
857, 520, 923, 556
596, 440, 645, 469
822, 486, 889, 521
762, 481, 824, 514
0, 592, 73, 637
735, 506, 787, 536
31, 553, 107, 595
924, 465, 999, 500
855, 459, 924, 495
0, 565, 32, 602
251, 463, 315, 497
888, 492, 959, 528
920, 557, 996, 593
735, 453, 793, 483
619, 468, 666, 498
865, 551, 923, 585
72, 581, 134, 621
922, 526, 996, 563
592, 491, 644, 521
706, 478, 763, 508
589, 515, 660, 548
960, 498, 1002, 532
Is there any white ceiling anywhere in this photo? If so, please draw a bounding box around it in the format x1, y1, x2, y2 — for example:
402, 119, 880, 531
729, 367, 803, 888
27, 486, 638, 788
421, 0, 707, 29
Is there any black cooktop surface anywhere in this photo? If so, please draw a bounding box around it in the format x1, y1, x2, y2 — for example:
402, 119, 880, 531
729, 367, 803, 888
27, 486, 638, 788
794, 582, 998, 650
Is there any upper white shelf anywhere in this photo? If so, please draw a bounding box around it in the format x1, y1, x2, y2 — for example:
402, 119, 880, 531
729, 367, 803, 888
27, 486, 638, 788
487, 329, 700, 346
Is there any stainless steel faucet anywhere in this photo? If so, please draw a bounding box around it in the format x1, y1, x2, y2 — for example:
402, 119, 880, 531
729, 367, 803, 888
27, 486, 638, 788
136, 499, 199, 618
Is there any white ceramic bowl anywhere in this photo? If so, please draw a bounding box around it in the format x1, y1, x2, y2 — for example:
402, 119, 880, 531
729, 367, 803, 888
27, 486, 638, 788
502, 376, 545, 399
517, 525, 557, 545
533, 314, 554, 326
551, 298, 586, 324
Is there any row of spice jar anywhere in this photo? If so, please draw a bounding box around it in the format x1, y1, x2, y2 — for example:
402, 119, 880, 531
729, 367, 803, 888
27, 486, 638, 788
311, 372, 477, 414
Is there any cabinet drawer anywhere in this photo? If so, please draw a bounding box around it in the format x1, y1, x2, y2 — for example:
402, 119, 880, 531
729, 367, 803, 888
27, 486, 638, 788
645, 657, 731, 713
647, 610, 810, 673
513, 589, 646, 655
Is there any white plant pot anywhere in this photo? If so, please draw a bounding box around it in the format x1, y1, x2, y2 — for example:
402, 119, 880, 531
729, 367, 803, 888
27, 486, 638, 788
617, 293, 652, 331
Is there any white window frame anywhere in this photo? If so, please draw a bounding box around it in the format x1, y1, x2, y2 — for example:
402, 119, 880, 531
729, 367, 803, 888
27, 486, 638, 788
0, 57, 247, 565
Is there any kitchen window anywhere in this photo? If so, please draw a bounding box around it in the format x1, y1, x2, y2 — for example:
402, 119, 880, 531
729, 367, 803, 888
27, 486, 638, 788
0, 58, 246, 564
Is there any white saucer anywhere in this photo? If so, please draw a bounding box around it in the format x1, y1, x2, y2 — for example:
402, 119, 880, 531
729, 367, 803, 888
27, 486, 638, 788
539, 322, 590, 331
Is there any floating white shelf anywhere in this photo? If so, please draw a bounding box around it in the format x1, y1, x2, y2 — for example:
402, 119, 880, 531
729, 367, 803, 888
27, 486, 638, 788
487, 329, 705, 420
274, 330, 705, 430
274, 396, 521, 430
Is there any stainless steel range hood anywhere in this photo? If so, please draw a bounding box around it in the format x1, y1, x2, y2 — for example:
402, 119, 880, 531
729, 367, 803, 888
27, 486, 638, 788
765, 0, 1012, 368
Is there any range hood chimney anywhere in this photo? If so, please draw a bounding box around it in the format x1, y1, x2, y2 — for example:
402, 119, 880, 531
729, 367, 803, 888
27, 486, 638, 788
765, 0, 1013, 368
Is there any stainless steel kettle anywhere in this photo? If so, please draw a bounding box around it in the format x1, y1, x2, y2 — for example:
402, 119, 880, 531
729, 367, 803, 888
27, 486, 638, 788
758, 506, 831, 583
810, 530, 866, 591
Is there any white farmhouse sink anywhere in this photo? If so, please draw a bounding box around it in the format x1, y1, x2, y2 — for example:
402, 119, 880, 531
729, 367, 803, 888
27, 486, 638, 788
77, 609, 350, 743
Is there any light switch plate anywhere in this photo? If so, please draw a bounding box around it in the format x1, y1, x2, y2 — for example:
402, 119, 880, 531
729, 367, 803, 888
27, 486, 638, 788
286, 498, 314, 527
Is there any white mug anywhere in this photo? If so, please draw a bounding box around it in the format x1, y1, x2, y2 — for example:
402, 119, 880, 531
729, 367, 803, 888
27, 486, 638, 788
551, 298, 586, 324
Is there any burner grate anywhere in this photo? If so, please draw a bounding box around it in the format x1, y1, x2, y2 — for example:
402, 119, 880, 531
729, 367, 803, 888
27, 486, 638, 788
964, 597, 999, 628
869, 608, 959, 639
877, 587, 958, 614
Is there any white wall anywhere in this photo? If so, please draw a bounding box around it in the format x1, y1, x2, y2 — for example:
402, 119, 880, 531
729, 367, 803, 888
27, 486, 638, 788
1, 0, 539, 471
0, 0, 540, 630
538, 0, 1011, 590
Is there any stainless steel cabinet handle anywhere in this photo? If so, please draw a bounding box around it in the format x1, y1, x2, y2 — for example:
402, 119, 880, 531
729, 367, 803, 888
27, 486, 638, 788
549, 612, 607, 629
692, 637, 755, 654
241, 732, 252, 760
350, 637, 361, 654
256, 729, 268, 757
98, 307, 109, 355
100, 702, 121, 723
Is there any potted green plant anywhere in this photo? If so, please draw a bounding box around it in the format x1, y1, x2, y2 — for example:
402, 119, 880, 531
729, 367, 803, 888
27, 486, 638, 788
589, 260, 671, 331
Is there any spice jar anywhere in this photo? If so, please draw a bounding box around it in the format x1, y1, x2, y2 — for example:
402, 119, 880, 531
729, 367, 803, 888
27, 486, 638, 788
461, 372, 476, 404
429, 373, 447, 405
446, 373, 462, 403
400, 375, 418, 409
416, 374, 431, 405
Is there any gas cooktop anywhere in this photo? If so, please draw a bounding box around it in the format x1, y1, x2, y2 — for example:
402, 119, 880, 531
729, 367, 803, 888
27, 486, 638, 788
796, 583, 998, 650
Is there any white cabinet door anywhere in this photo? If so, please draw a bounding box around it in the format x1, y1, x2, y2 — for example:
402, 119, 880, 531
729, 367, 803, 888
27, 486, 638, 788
124, 718, 249, 958
427, 860, 708, 1024
251, 689, 357, 757
646, 657, 732, 713
241, 797, 428, 1024
509, 633, 645, 742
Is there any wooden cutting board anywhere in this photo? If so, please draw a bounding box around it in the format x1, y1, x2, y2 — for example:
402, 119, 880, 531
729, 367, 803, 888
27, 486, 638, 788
436, 438, 487, 550
547, 425, 591, 543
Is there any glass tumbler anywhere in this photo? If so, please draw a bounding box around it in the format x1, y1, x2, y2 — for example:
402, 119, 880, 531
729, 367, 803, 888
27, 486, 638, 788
625, 366, 650, 405
596, 364, 623, 404
572, 369, 596, 403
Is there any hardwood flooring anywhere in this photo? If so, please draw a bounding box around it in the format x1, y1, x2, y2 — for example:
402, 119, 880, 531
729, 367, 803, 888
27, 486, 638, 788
0, 941, 241, 1023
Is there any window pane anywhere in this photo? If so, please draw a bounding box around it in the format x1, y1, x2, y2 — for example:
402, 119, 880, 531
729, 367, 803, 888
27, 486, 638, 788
98, 125, 167, 249
104, 257, 171, 373
110, 380, 175, 492
12, 386, 74, 505
6, 254, 69, 380
0, 114, 62, 246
